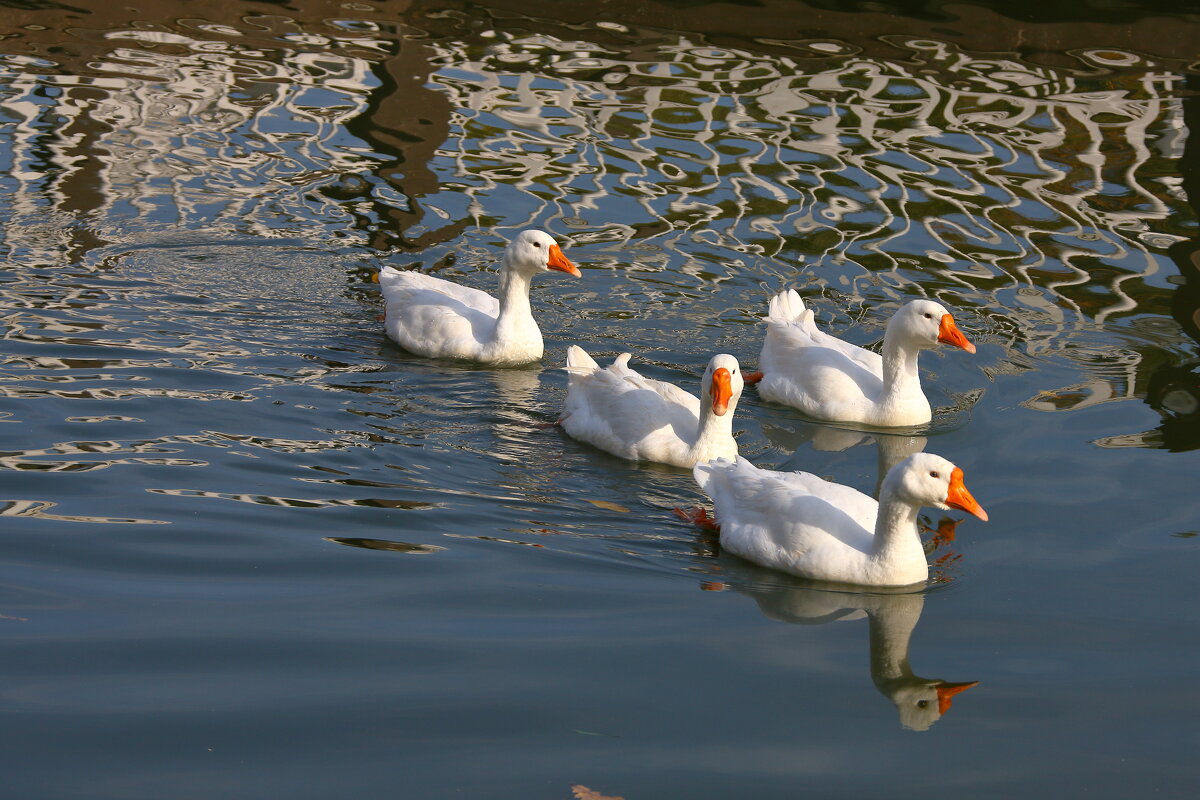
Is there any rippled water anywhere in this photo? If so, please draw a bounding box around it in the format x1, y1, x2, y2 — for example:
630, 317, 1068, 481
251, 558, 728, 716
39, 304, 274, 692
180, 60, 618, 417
2, 2, 1199, 797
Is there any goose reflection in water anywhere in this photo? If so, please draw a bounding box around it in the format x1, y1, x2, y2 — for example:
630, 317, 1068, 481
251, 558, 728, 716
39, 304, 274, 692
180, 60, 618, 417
707, 568, 977, 731
489, 366, 550, 457
763, 423, 927, 497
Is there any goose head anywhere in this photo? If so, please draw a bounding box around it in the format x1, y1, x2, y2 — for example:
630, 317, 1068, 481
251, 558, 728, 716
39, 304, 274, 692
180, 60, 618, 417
504, 230, 581, 277
702, 354, 745, 416
888, 678, 980, 732
888, 299, 975, 354
889, 452, 988, 521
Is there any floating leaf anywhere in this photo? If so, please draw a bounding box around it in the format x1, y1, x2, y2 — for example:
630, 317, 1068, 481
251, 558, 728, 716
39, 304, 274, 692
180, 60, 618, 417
571, 786, 624, 800
586, 499, 630, 513
324, 537, 445, 554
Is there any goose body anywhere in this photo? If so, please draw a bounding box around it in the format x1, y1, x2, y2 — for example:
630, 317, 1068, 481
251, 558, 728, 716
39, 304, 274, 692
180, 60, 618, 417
754, 290, 975, 426
693, 452, 987, 586
560, 347, 744, 468
380, 230, 579, 365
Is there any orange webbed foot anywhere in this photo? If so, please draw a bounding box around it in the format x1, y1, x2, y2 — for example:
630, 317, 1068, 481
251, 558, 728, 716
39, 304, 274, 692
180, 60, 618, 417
674, 506, 719, 532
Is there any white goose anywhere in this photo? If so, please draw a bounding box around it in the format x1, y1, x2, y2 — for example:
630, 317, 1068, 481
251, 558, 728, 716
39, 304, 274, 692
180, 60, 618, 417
379, 229, 580, 365
749, 290, 975, 426
559, 347, 744, 468
691, 452, 987, 586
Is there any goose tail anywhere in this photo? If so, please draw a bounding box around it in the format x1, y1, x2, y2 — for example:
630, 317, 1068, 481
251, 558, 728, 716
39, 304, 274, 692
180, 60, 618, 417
564, 344, 600, 375
766, 289, 814, 329
767, 289, 805, 322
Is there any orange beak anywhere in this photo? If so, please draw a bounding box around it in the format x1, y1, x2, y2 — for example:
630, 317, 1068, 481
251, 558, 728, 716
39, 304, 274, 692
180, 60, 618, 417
936, 681, 979, 715
546, 244, 581, 277
937, 314, 975, 354
945, 467, 988, 522
710, 368, 733, 416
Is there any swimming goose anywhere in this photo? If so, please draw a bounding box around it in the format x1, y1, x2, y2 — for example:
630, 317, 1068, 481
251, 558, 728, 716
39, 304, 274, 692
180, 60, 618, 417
691, 452, 987, 586
749, 290, 975, 426
559, 348, 744, 468
379, 229, 580, 365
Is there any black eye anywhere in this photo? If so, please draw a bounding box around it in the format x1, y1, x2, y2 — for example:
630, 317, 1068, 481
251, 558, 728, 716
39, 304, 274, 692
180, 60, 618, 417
924, 313, 933, 319
929, 471, 940, 479
533, 242, 541, 248
917, 700, 929, 709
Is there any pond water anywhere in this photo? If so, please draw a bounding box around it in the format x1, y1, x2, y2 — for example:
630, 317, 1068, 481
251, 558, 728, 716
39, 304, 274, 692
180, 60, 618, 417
2, 1, 1198, 797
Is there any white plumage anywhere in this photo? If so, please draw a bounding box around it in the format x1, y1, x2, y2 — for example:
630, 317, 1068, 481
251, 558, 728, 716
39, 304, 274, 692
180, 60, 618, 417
693, 452, 987, 586
559, 347, 744, 468
753, 290, 975, 426
379, 229, 579, 365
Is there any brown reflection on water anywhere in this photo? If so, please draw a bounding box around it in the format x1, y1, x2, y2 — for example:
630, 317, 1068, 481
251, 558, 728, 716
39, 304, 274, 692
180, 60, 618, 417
146, 487, 439, 510
0, 499, 168, 524
1090, 73, 1200, 450
324, 536, 446, 553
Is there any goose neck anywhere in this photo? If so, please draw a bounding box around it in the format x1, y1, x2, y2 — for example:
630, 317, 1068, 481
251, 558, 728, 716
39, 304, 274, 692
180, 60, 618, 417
868, 611, 915, 684
880, 330, 923, 396
866, 594, 924, 683
871, 489, 925, 577
495, 267, 535, 333
691, 392, 736, 456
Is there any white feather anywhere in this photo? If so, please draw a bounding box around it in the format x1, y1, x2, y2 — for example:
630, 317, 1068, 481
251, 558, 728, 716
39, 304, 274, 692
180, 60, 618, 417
693, 452, 985, 586
560, 348, 744, 468
755, 292, 974, 426
381, 230, 578, 365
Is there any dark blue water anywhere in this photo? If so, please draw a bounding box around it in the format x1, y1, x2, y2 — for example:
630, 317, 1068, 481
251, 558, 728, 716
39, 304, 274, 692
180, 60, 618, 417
2, 2, 1198, 797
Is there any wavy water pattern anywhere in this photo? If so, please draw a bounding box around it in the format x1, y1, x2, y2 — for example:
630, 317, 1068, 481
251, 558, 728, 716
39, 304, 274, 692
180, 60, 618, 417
1, 4, 1199, 798
0, 8, 1194, 536
0, 19, 393, 265
420, 32, 1191, 326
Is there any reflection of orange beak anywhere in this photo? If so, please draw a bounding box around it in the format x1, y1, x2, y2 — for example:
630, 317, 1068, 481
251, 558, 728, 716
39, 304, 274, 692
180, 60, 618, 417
946, 467, 988, 522
546, 244, 581, 277
936, 680, 979, 715
710, 368, 733, 416
937, 314, 975, 354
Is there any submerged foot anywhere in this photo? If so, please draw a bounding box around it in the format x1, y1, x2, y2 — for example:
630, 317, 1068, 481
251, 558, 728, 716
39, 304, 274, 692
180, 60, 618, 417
674, 505, 719, 532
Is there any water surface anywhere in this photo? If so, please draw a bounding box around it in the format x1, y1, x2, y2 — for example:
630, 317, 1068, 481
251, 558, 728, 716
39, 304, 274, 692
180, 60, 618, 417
1, 1, 1199, 797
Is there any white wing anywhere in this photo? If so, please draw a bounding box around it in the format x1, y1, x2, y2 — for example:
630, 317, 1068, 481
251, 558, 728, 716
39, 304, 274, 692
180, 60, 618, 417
695, 458, 879, 580
379, 267, 500, 360
561, 348, 700, 466
758, 292, 886, 419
